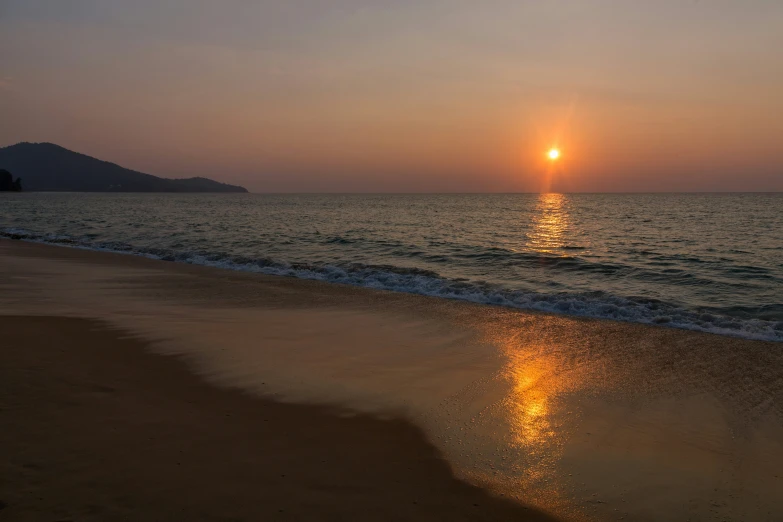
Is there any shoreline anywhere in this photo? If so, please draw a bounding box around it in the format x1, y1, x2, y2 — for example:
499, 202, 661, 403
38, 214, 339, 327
2, 238, 782, 520
2, 230, 778, 343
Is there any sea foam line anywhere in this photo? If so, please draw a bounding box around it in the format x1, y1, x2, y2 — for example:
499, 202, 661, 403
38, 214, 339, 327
2, 228, 781, 342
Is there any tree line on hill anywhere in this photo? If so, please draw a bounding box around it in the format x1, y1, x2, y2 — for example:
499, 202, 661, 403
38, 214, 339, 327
0, 169, 22, 191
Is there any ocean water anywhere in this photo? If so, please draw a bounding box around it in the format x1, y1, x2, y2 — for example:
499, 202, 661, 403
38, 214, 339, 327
1, 192, 781, 341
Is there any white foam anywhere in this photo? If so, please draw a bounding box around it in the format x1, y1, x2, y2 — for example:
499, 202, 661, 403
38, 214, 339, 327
3, 228, 781, 342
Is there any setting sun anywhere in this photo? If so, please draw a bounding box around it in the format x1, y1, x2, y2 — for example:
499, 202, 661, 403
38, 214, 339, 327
548, 148, 560, 160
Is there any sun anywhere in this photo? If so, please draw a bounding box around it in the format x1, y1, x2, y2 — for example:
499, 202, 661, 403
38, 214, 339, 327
547, 148, 560, 160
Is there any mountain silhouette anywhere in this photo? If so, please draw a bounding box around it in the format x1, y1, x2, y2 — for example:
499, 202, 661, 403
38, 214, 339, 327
0, 142, 248, 193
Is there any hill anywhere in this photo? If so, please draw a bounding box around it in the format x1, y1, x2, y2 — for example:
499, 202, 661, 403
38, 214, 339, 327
0, 142, 248, 193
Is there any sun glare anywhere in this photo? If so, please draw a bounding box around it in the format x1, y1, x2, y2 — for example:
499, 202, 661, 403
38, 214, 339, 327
548, 148, 560, 160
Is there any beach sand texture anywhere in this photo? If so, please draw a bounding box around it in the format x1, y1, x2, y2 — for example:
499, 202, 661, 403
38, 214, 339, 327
1, 239, 782, 521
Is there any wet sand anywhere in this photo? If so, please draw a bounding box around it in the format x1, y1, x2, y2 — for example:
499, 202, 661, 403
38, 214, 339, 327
0, 315, 554, 521
1, 239, 782, 521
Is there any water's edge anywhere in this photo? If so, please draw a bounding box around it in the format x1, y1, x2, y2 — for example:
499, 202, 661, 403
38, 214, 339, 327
3, 228, 780, 342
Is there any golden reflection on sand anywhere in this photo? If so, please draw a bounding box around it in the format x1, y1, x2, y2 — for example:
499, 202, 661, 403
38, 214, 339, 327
482, 328, 589, 516
526, 193, 570, 254
507, 352, 557, 451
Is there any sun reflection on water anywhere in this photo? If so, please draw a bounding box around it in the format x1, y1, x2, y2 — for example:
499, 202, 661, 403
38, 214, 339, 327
526, 193, 570, 254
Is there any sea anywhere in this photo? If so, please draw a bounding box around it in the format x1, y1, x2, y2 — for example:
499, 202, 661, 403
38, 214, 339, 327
1, 192, 781, 341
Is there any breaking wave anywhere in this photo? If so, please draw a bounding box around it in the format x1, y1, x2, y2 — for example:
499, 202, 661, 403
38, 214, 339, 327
3, 228, 781, 342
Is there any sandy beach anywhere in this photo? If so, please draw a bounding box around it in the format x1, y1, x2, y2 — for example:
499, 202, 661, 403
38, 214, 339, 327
5, 0, 782, 519
1, 315, 555, 521
2, 238, 782, 521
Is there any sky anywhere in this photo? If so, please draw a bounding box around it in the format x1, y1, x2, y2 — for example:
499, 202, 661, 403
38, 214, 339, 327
1, 0, 782, 192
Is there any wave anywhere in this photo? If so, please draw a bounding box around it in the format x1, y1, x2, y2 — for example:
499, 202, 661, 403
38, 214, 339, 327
3, 228, 781, 342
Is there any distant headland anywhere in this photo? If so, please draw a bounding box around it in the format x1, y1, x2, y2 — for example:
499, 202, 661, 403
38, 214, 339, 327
0, 142, 248, 193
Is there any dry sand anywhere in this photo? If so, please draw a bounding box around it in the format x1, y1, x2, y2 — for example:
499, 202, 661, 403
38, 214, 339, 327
1, 239, 782, 521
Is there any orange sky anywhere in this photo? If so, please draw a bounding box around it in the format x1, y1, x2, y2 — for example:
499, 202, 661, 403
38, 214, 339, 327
1, 1, 782, 192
